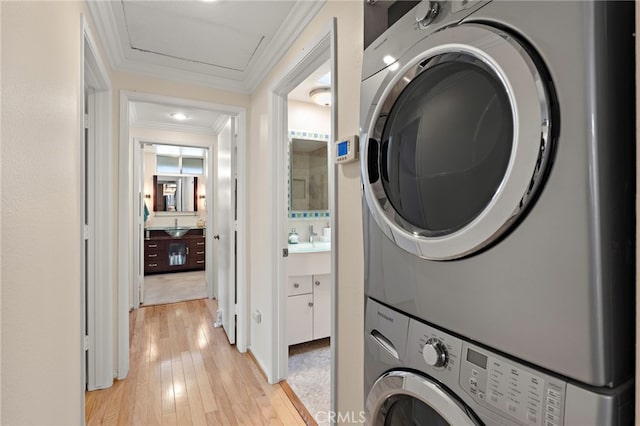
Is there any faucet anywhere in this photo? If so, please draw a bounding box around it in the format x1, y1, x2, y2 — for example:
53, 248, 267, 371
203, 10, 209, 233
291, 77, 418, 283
174, 218, 178, 228
309, 225, 318, 243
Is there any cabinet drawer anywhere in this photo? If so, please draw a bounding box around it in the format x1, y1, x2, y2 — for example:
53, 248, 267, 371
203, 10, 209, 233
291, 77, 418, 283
145, 261, 162, 272
288, 275, 312, 296
145, 251, 162, 260
145, 241, 162, 250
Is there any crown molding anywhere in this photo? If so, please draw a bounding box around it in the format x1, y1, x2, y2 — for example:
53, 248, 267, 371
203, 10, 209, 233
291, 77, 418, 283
86, 1, 127, 70
244, 0, 326, 93
212, 115, 230, 135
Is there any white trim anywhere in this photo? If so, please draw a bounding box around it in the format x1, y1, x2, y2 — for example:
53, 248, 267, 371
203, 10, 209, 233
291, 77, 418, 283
244, 1, 326, 93
118, 93, 131, 379
269, 19, 337, 396
82, 15, 115, 392
132, 139, 144, 308
118, 91, 249, 376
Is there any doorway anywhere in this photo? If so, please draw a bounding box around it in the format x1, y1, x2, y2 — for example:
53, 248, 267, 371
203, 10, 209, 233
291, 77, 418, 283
270, 20, 337, 424
118, 92, 248, 379
137, 141, 210, 307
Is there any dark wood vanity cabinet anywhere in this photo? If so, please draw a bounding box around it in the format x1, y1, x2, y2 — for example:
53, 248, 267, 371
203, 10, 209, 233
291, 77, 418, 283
144, 229, 206, 275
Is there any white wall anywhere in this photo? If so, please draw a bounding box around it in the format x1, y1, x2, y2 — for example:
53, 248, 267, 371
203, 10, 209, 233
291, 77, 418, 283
248, 0, 364, 419
288, 99, 331, 133
1, 2, 111, 423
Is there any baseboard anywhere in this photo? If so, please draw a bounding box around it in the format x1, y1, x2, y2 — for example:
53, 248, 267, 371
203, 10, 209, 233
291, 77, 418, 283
280, 380, 318, 426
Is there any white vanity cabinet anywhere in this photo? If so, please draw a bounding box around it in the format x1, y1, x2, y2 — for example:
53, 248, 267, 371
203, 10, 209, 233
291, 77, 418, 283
287, 250, 331, 346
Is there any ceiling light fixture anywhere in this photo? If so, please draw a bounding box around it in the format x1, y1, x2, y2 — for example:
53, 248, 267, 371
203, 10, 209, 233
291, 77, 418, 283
170, 112, 189, 120
309, 88, 331, 107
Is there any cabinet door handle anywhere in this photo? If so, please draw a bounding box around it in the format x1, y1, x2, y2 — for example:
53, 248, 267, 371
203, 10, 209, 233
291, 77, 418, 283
148, 254, 157, 258
186, 247, 189, 255
197, 251, 205, 255
315, 281, 320, 286
293, 283, 299, 288
308, 302, 314, 307
148, 263, 158, 267
196, 260, 205, 264
197, 241, 205, 245
148, 244, 158, 248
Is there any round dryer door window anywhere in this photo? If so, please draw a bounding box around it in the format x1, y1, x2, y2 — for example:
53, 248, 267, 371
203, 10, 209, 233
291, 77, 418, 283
362, 24, 555, 260
365, 371, 481, 425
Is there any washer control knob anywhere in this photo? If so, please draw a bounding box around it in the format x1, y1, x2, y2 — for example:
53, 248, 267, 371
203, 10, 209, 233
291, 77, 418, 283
423, 338, 448, 367
415, 1, 440, 27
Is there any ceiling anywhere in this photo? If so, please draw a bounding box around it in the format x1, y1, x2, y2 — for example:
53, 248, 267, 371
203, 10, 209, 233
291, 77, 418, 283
88, 0, 325, 93
130, 101, 227, 135
288, 60, 331, 104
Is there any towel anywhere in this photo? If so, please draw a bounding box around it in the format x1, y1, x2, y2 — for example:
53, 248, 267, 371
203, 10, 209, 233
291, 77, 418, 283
144, 201, 149, 222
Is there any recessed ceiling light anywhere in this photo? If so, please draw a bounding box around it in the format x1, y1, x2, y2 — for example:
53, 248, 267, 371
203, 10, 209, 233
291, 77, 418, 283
309, 88, 331, 107
170, 112, 189, 120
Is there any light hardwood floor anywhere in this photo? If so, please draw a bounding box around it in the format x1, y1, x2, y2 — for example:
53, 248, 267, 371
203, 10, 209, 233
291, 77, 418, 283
85, 299, 305, 425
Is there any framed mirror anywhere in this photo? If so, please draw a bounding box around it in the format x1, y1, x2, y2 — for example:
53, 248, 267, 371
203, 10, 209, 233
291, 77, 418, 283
288, 130, 330, 219
153, 175, 198, 212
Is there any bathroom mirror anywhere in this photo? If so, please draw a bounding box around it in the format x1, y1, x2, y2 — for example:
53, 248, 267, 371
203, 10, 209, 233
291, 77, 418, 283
153, 175, 198, 212
289, 136, 329, 217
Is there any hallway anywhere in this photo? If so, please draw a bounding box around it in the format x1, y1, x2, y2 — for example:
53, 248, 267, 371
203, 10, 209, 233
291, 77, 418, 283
85, 299, 304, 425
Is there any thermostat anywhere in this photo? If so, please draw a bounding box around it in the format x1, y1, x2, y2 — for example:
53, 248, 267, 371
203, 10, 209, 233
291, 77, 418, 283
335, 135, 359, 164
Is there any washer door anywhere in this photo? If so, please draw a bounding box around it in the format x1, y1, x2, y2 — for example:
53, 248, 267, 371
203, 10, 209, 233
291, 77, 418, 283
366, 370, 481, 425
361, 23, 554, 260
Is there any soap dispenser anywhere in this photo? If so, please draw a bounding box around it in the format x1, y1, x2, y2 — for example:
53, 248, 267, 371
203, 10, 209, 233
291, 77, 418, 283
288, 228, 299, 244
322, 222, 331, 240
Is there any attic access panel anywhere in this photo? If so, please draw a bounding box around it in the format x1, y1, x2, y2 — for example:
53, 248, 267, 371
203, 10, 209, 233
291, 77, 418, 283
121, 0, 295, 72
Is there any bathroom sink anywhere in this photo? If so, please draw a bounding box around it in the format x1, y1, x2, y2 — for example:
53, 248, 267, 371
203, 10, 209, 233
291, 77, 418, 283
288, 241, 331, 253
164, 227, 191, 238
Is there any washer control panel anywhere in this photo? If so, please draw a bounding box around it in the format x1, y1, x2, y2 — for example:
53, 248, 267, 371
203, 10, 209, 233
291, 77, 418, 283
460, 343, 566, 426
407, 319, 463, 390
406, 316, 567, 426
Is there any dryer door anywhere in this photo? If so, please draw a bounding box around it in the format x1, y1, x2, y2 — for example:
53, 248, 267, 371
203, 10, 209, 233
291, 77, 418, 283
366, 370, 481, 425
361, 24, 554, 260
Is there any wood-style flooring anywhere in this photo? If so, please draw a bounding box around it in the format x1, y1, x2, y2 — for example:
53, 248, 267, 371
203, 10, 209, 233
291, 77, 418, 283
85, 299, 305, 425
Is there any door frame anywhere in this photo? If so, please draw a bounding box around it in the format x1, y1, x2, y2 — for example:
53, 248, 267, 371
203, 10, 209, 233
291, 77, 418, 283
132, 138, 214, 308
269, 18, 337, 404
118, 91, 248, 377
81, 15, 114, 392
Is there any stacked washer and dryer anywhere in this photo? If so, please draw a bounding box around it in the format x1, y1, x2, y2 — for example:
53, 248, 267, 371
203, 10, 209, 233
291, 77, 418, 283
361, 1, 635, 425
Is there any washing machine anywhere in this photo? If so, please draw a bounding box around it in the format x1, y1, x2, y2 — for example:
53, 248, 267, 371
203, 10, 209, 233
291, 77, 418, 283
364, 298, 634, 425
360, 0, 635, 395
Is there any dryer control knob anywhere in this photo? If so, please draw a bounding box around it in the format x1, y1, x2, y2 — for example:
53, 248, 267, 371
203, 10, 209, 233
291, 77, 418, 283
423, 338, 448, 367
415, 1, 440, 27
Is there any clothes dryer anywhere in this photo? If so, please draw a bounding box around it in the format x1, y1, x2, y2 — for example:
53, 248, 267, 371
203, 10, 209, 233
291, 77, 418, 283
361, 0, 635, 388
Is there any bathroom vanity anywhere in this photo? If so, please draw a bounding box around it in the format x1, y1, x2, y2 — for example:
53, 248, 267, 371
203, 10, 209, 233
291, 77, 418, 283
287, 245, 331, 345
144, 228, 206, 275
